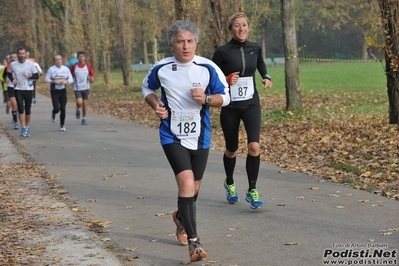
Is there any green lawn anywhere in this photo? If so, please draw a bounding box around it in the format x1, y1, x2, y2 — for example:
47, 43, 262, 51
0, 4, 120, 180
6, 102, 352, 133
258, 61, 387, 93
98, 61, 387, 93
92, 61, 389, 118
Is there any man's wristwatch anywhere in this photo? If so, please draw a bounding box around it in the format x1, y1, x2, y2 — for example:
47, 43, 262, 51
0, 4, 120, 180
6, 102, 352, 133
205, 95, 212, 104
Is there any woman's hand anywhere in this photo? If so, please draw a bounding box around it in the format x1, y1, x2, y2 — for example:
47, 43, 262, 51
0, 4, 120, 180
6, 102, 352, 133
262, 78, 272, 89
226, 72, 240, 85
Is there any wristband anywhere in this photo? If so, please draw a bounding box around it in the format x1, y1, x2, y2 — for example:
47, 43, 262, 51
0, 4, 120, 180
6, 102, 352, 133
263, 74, 272, 81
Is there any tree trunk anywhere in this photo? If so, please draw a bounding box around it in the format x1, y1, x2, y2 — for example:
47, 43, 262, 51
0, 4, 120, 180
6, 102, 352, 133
82, 0, 98, 72
175, 0, 184, 20
98, 0, 110, 85
152, 38, 158, 63
115, 0, 133, 88
208, 0, 229, 49
208, 0, 245, 50
143, 40, 149, 64
378, 0, 399, 124
280, 0, 302, 110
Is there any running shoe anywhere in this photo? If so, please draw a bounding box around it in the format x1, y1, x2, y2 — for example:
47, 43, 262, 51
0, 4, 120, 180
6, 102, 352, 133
172, 211, 188, 246
26, 127, 30, 137
188, 239, 207, 262
14, 122, 19, 130
76, 108, 81, 119
245, 189, 264, 209
60, 126, 66, 132
6, 107, 9, 114
224, 180, 240, 204
21, 127, 27, 137
82, 118, 87, 125
51, 112, 56, 123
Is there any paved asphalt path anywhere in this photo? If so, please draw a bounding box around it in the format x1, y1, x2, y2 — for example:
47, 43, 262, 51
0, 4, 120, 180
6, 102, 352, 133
1, 93, 398, 266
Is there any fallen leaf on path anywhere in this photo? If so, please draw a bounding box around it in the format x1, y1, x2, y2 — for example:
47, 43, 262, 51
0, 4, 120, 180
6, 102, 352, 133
86, 199, 97, 202
284, 242, 299, 245
126, 255, 139, 261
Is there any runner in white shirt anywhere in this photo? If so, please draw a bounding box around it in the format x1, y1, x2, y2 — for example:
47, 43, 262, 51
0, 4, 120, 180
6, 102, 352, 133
45, 55, 74, 131
7, 48, 39, 137
26, 51, 42, 104
142, 20, 229, 262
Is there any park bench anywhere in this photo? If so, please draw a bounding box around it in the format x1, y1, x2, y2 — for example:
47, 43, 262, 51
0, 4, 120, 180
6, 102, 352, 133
273, 57, 285, 66
264, 58, 274, 66
334, 52, 353, 59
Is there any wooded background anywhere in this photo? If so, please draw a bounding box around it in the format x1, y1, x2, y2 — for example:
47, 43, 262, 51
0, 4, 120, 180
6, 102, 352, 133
0, 0, 380, 74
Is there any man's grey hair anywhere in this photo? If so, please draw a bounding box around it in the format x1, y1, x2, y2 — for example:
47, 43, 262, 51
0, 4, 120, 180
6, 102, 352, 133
167, 20, 200, 45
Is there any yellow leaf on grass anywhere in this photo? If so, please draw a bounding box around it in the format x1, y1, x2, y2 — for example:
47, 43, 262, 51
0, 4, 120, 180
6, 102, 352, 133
361, 171, 371, 177
330, 177, 339, 183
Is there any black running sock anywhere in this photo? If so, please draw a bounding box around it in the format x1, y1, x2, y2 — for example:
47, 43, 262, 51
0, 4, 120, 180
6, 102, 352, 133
176, 199, 181, 221
178, 196, 197, 239
12, 111, 17, 123
246, 154, 260, 191
223, 154, 236, 185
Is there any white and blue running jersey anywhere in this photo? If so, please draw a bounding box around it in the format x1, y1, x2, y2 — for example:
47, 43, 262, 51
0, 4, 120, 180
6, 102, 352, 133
142, 55, 229, 150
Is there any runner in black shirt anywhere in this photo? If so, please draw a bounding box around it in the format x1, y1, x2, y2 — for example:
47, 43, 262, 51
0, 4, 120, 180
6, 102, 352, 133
212, 12, 272, 209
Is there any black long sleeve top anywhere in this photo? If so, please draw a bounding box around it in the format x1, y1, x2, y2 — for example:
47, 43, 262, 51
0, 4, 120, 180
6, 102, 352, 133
212, 38, 270, 109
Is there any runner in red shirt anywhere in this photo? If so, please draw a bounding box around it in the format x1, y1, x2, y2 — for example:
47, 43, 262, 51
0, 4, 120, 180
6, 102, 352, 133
70, 51, 95, 125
